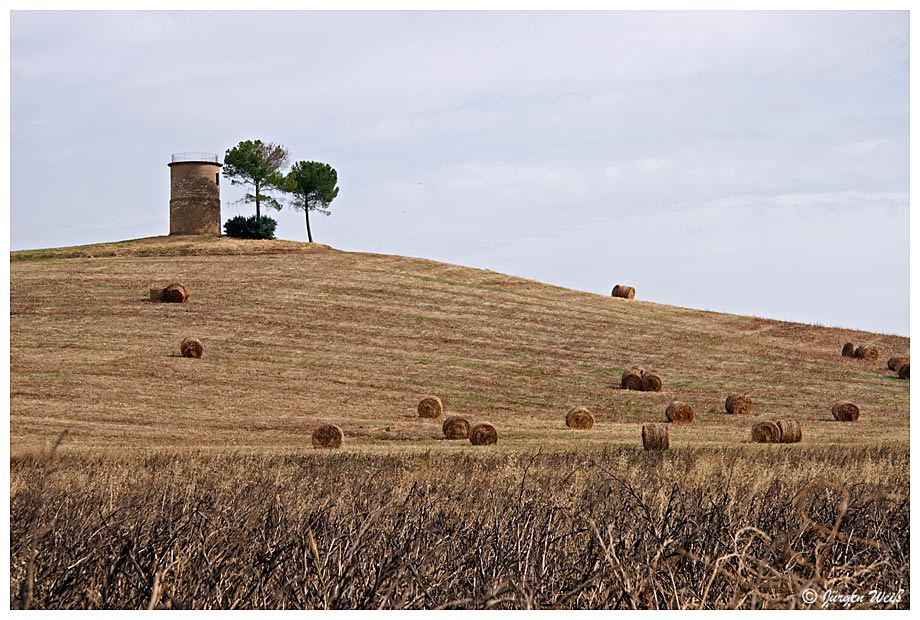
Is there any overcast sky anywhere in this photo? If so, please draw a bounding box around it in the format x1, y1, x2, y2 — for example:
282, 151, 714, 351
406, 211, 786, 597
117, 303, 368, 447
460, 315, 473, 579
10, 11, 909, 335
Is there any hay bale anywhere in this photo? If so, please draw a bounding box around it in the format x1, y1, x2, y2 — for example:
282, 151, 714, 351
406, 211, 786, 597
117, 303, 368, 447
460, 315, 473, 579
469, 423, 498, 445
162, 283, 188, 303
841, 342, 856, 358
417, 396, 443, 419
641, 372, 663, 392
442, 416, 470, 440
149, 287, 166, 302
621, 369, 643, 391
180, 337, 203, 358
312, 424, 344, 448
751, 421, 782, 443
855, 345, 879, 361
642, 423, 670, 451
565, 406, 595, 430
898, 363, 910, 380
776, 419, 802, 443
725, 393, 753, 415
611, 285, 636, 299
832, 401, 860, 422
665, 401, 694, 424
888, 356, 909, 371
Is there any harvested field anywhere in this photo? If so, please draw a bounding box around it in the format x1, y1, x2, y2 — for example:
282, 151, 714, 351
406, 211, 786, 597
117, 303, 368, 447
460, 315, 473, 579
8, 237, 911, 611
9, 236, 908, 452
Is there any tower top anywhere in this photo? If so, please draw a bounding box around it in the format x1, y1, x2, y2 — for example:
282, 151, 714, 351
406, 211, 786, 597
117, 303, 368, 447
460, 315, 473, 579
169, 152, 222, 166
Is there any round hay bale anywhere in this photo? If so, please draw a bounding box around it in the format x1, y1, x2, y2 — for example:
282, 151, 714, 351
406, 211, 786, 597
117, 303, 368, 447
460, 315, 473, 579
162, 283, 188, 303
855, 345, 879, 361
180, 337, 203, 358
642, 423, 670, 451
417, 396, 443, 419
776, 419, 802, 443
312, 424, 344, 448
841, 342, 856, 358
641, 372, 663, 392
611, 285, 635, 299
665, 401, 694, 424
469, 423, 498, 446
898, 363, 910, 380
442, 416, 470, 440
621, 369, 643, 391
149, 287, 166, 302
629, 365, 646, 377
725, 393, 753, 415
888, 356, 909, 372
565, 406, 595, 430
831, 401, 860, 422
751, 421, 781, 443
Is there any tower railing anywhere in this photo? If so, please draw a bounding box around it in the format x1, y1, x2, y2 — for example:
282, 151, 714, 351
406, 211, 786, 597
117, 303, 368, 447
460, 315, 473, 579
171, 152, 219, 164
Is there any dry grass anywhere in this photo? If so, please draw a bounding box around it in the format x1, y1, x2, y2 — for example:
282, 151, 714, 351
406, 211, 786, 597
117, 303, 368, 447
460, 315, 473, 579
10, 236, 909, 453
9, 447, 909, 609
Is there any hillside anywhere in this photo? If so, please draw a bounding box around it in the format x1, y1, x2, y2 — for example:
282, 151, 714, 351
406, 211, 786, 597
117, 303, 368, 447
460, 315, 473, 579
10, 236, 910, 453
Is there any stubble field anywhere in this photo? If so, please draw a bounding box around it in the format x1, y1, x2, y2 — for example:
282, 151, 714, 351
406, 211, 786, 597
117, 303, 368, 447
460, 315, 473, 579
9, 236, 910, 608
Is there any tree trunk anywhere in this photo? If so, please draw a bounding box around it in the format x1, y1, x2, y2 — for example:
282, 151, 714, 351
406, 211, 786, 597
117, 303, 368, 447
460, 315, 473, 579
305, 209, 313, 243
255, 180, 261, 219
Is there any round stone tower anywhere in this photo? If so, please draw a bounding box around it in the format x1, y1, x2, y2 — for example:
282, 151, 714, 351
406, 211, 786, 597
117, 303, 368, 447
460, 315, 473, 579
168, 152, 222, 235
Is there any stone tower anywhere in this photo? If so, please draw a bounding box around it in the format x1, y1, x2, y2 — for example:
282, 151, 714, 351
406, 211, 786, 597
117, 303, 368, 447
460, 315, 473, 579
168, 152, 222, 235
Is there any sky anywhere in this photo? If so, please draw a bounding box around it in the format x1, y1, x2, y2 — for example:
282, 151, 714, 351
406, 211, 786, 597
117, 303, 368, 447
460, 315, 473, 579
9, 10, 910, 335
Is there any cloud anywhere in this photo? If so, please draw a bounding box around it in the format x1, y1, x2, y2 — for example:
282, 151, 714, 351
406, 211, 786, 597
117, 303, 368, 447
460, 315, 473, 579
10, 10, 909, 334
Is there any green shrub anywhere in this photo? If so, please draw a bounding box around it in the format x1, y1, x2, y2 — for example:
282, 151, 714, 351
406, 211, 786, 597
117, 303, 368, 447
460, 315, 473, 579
223, 215, 277, 240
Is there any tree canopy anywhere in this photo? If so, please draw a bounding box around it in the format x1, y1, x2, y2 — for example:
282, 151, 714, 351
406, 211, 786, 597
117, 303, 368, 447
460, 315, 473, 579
285, 161, 340, 243
223, 140, 290, 219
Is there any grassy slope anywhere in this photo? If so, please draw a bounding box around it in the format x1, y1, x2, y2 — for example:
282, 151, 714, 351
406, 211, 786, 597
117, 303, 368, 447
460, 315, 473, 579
10, 236, 910, 453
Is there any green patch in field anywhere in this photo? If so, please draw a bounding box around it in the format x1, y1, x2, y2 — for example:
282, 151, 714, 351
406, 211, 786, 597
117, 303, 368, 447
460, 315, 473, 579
516, 365, 538, 377
457, 361, 492, 371
417, 358, 431, 365
411, 315, 440, 324
451, 392, 491, 406
413, 275, 463, 287
405, 378, 435, 388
